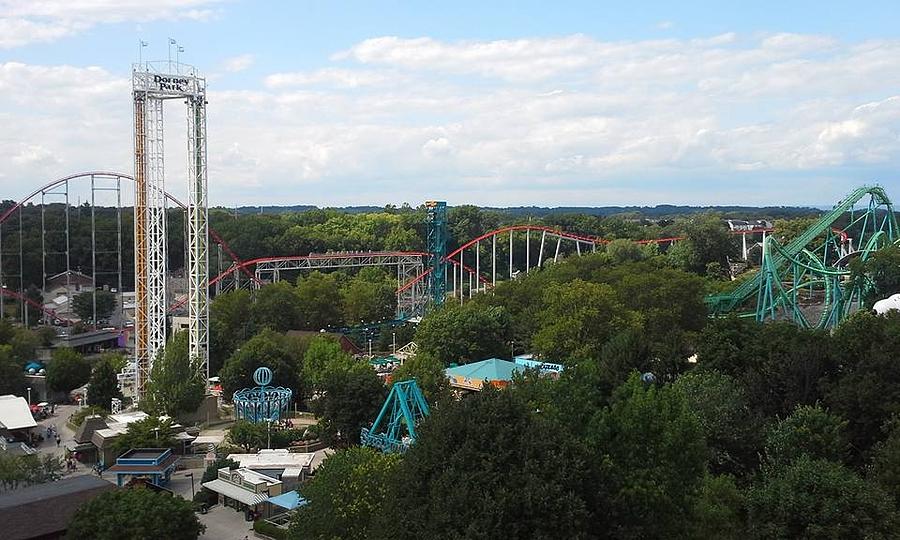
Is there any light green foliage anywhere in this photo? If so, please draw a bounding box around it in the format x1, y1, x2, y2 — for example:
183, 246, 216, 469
98, 352, 127, 372
415, 302, 511, 365
532, 279, 641, 363
605, 238, 645, 264
389, 352, 449, 404
0, 453, 63, 492
47, 347, 91, 393
86, 355, 122, 411
302, 336, 351, 390
227, 420, 305, 451
289, 447, 400, 540
747, 456, 899, 539
765, 404, 850, 468
71, 289, 117, 322
862, 244, 900, 303
144, 332, 206, 418
588, 374, 707, 539
340, 271, 395, 324
110, 417, 176, 458
66, 487, 205, 540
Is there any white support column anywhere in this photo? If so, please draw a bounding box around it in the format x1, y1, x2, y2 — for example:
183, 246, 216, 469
475, 240, 480, 293
554, 237, 561, 262
509, 231, 513, 278
742, 233, 748, 260
492, 235, 496, 287
576, 241, 581, 256
526, 229, 531, 273
537, 231, 546, 268
459, 250, 464, 305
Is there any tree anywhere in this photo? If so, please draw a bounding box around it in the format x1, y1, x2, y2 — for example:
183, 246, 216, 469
340, 277, 395, 324
415, 303, 511, 365
251, 281, 302, 332
0, 345, 25, 396
87, 355, 122, 411
689, 474, 745, 540
862, 244, 900, 303
673, 370, 763, 476
0, 453, 63, 492
389, 352, 449, 404
71, 290, 116, 322
380, 386, 594, 540
66, 487, 205, 540
209, 289, 256, 376
605, 238, 645, 264
219, 329, 302, 399
869, 416, 900, 505
8, 326, 39, 362
747, 456, 899, 539
295, 271, 344, 329
669, 214, 736, 275
532, 279, 641, 364
764, 404, 850, 468
144, 332, 206, 418
302, 337, 352, 390
289, 447, 400, 540
587, 374, 707, 539
46, 347, 91, 394
194, 457, 240, 506
110, 417, 176, 458
313, 359, 385, 446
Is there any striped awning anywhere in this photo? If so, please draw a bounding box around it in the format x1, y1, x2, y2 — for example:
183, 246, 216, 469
202, 479, 269, 506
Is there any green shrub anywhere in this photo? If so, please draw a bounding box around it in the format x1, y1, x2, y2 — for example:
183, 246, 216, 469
253, 518, 288, 540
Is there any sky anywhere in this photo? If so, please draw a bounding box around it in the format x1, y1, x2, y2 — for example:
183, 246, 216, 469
1, 1, 900, 208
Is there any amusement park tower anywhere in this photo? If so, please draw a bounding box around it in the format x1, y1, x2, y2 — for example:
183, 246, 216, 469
132, 60, 209, 400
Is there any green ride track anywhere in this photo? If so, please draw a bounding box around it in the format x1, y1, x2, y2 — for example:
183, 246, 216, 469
706, 185, 898, 329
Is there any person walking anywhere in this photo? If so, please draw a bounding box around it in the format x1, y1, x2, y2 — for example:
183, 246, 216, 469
55, 434, 61, 447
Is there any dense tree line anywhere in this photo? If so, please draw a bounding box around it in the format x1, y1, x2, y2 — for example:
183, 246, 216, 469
280, 234, 900, 539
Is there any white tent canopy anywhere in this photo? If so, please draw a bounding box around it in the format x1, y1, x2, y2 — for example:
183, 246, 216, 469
0, 395, 37, 431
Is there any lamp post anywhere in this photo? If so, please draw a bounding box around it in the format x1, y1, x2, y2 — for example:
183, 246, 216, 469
185, 472, 195, 498
26, 387, 31, 406
392, 332, 396, 355
266, 418, 272, 449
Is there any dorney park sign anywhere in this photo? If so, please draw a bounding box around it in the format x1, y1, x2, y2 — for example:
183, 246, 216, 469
153, 74, 190, 92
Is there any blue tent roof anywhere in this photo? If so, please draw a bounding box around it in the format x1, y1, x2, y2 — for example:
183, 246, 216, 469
266, 490, 308, 510
445, 358, 523, 382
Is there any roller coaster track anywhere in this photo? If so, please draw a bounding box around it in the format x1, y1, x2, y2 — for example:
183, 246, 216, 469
707, 185, 898, 327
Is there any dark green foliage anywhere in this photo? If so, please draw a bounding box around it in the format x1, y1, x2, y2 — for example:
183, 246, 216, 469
66, 487, 205, 540
227, 420, 304, 451
668, 213, 737, 275
747, 456, 899, 539
295, 271, 343, 329
588, 374, 707, 539
382, 387, 594, 540
0, 345, 25, 396
825, 311, 900, 458
313, 359, 386, 446
340, 269, 395, 324
252, 281, 303, 332
673, 370, 763, 475
415, 302, 511, 365
144, 332, 206, 418
71, 289, 116, 322
868, 416, 900, 505
764, 404, 850, 468
862, 244, 900, 303
697, 318, 835, 419
209, 289, 256, 376
289, 447, 400, 540
194, 457, 240, 506
86, 355, 122, 410
47, 347, 91, 393
219, 329, 302, 399
689, 474, 745, 540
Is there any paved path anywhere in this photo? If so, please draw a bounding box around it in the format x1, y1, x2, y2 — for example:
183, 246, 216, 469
198, 504, 254, 540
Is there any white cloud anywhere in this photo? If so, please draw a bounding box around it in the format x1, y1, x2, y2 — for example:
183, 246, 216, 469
656, 21, 674, 30
4, 32, 900, 206
223, 54, 255, 73
0, 0, 222, 48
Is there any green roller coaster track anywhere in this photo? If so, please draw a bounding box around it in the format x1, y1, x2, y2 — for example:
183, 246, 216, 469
706, 185, 898, 329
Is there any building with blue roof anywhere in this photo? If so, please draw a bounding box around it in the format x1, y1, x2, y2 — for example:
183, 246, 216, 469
445, 358, 524, 391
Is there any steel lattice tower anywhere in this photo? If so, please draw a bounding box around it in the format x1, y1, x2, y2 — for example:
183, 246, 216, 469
132, 62, 209, 400
425, 201, 448, 307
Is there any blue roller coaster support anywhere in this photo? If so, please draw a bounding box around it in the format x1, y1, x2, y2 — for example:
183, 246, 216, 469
425, 201, 448, 307
361, 379, 430, 453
